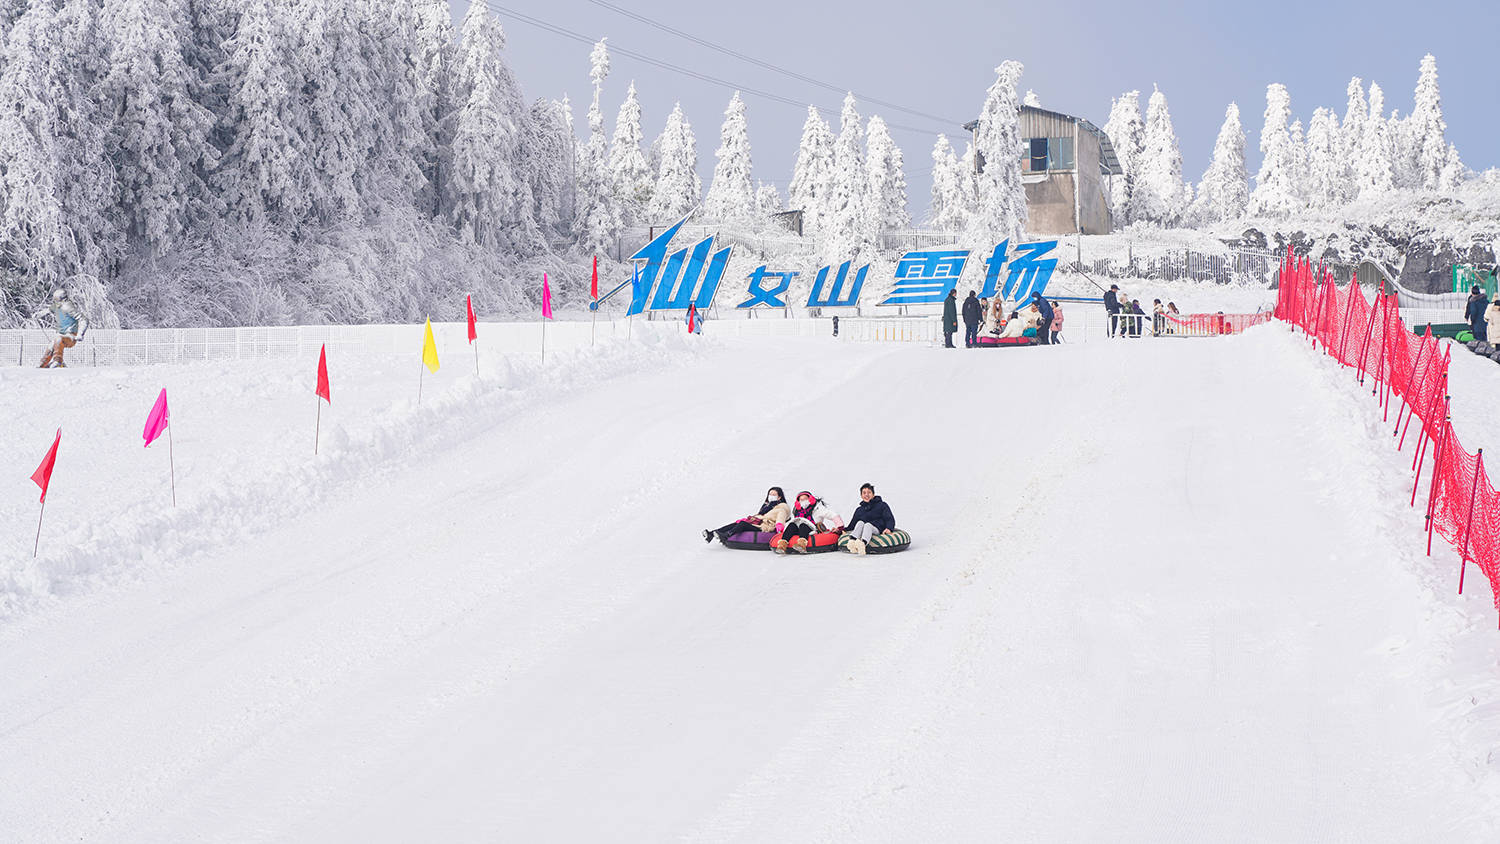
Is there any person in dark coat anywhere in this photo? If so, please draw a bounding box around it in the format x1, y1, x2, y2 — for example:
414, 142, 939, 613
961, 291, 981, 347
1466, 284, 1488, 340
1129, 299, 1145, 337
941, 289, 958, 348
1104, 284, 1121, 337
1030, 291, 1054, 345
846, 483, 896, 543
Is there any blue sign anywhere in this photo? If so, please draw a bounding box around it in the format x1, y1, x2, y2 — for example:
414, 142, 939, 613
806, 261, 868, 308
998, 240, 1058, 302
627, 216, 733, 317
737, 266, 797, 309
880, 249, 971, 306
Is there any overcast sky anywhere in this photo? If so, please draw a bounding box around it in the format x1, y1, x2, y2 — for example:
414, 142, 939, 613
453, 0, 1498, 220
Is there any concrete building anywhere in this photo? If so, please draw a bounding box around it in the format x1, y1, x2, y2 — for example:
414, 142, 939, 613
967, 105, 1123, 236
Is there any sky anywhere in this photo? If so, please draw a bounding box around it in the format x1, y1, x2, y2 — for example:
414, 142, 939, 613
453, 0, 1499, 221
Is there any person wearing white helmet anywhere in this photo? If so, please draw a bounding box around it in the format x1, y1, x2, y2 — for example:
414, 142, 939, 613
39, 288, 88, 368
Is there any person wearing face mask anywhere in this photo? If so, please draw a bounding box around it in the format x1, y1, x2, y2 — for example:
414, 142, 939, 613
771, 491, 843, 554
703, 487, 790, 544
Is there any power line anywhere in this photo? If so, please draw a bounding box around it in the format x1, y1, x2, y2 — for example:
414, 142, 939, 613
581, 0, 963, 128
481, 1, 967, 143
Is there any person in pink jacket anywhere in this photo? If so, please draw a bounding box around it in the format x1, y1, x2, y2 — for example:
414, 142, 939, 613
1049, 301, 1064, 344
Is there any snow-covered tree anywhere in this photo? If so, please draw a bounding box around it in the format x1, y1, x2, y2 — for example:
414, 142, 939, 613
646, 102, 700, 222
574, 38, 621, 256
1133, 85, 1187, 224
1304, 107, 1341, 209
702, 91, 755, 223
101, 0, 218, 255
1023, 90, 1041, 108
965, 61, 1027, 246
1354, 83, 1394, 198
608, 81, 652, 222
1101, 91, 1144, 223
1192, 102, 1247, 224
1247, 83, 1300, 217
1338, 77, 1367, 202
1438, 142, 1466, 191
1408, 53, 1448, 190
864, 115, 908, 231
787, 105, 834, 236
821, 93, 873, 260
929, 134, 967, 231
755, 181, 781, 216
410, 0, 454, 216
524, 98, 575, 237
445, 2, 540, 252
1287, 118, 1308, 204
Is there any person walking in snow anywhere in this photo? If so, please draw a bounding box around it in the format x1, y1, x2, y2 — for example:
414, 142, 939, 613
1128, 299, 1145, 337
1466, 285, 1488, 341
843, 483, 896, 555
1485, 297, 1500, 345
961, 290, 982, 348
772, 491, 842, 554
38, 288, 89, 368
941, 289, 958, 348
1049, 301, 1064, 344
1031, 291, 1054, 345
1104, 284, 1121, 338
703, 487, 790, 544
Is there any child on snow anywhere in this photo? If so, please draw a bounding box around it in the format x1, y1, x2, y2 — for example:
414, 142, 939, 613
772, 491, 842, 554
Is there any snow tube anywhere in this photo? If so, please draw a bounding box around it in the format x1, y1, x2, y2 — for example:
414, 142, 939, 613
1457, 330, 1476, 344
722, 530, 841, 553
1489, 349, 1500, 364
1466, 339, 1482, 353
974, 334, 1037, 348
838, 530, 912, 555
1476, 341, 1495, 357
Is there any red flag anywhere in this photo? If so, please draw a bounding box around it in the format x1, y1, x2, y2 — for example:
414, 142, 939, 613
687, 304, 697, 333
591, 256, 598, 300
31, 429, 60, 503
316, 344, 331, 403
466, 294, 478, 343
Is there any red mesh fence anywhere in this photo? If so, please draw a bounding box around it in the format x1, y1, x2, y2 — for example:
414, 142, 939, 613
1276, 246, 1500, 624
1163, 312, 1273, 335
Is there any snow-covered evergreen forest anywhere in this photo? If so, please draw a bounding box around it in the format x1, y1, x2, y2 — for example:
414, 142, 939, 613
0, 0, 1488, 328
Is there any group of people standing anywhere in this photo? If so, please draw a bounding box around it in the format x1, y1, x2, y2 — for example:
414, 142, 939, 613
1103, 284, 1180, 338
944, 289, 1064, 347
703, 484, 898, 555
1465, 285, 1500, 343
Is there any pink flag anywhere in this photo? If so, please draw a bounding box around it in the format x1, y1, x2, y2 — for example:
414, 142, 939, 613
542, 273, 553, 320
143, 389, 170, 447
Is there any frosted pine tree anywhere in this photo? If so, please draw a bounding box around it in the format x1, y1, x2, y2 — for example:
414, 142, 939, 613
1101, 92, 1144, 223
1355, 83, 1394, 198
1438, 143, 1465, 191
965, 62, 1027, 246
1133, 86, 1187, 224
574, 39, 622, 257
1192, 103, 1247, 224
787, 105, 834, 236
446, 2, 540, 252
957, 141, 980, 225
101, 0, 218, 254
755, 182, 781, 216
646, 102, 700, 222
821, 93, 873, 261
1286, 118, 1308, 206
702, 91, 755, 224
410, 0, 454, 216
1408, 54, 1448, 190
608, 81, 652, 223
1247, 83, 1299, 217
524, 98, 575, 237
1338, 78, 1367, 203
928, 135, 967, 231
1023, 90, 1041, 108
865, 115, 909, 231
1303, 108, 1341, 209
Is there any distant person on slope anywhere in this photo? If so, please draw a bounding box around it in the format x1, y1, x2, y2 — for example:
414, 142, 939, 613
1049, 301, 1064, 344
1030, 291, 1054, 345
1104, 284, 1121, 337
1152, 299, 1166, 336
39, 288, 88, 368
843, 483, 896, 555
1466, 285, 1488, 341
961, 290, 982, 348
704, 487, 791, 544
772, 491, 842, 554
1486, 297, 1500, 345
1128, 300, 1145, 337
941, 289, 959, 349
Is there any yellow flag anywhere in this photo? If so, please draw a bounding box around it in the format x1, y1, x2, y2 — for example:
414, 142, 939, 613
421, 318, 440, 373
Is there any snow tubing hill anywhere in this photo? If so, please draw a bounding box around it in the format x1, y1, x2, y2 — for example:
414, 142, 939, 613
975, 334, 1037, 348
838, 530, 912, 555
723, 530, 841, 553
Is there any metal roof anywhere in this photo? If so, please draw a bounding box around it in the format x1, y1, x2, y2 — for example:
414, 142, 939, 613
962, 106, 1124, 177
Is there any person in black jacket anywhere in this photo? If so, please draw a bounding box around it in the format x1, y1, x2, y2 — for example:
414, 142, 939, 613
941, 289, 958, 348
1030, 291, 1054, 345
846, 483, 896, 543
1104, 284, 1121, 337
961, 290, 981, 347
1466, 285, 1487, 340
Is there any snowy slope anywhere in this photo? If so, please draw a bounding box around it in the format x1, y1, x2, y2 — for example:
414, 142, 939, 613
2, 328, 1498, 841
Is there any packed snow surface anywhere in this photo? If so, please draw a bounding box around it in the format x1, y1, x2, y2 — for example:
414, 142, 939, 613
2, 326, 1499, 841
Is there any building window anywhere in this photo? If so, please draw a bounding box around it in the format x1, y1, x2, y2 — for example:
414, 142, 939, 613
1021, 137, 1076, 172
1028, 138, 1048, 172
1050, 136, 1075, 170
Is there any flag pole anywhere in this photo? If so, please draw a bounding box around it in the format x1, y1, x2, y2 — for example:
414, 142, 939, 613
474, 340, 479, 376
167, 424, 177, 507
315, 397, 322, 455
33, 498, 46, 558
419, 363, 424, 405
591, 304, 597, 346
541, 319, 547, 365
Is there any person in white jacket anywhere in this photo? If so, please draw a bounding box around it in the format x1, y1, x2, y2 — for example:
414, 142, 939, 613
772, 491, 843, 554
1486, 298, 1500, 344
